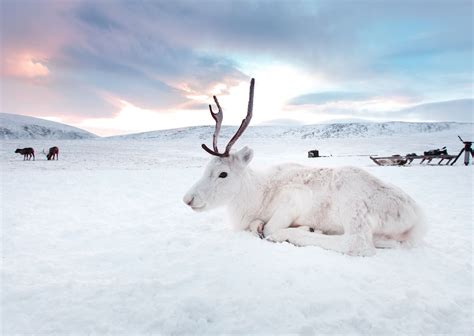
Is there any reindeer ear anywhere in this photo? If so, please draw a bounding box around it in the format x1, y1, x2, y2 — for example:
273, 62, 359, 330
235, 146, 254, 165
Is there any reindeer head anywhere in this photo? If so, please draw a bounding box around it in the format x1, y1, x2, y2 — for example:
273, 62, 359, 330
183, 78, 255, 211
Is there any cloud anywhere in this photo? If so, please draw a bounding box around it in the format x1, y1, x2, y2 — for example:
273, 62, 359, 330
1, 0, 472, 131
67, 3, 249, 93
63, 0, 474, 94
392, 99, 474, 123
258, 118, 304, 126
2, 54, 49, 78
291, 98, 474, 123
289, 92, 373, 105
1, 0, 249, 120
1, 76, 117, 122
74, 3, 122, 31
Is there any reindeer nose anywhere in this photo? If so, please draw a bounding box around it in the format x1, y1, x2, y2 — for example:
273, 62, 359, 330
183, 195, 194, 206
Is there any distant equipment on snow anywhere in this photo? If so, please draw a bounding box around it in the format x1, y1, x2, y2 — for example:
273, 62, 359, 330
370, 135, 473, 166
308, 149, 319, 158
451, 136, 473, 166
424, 147, 447, 156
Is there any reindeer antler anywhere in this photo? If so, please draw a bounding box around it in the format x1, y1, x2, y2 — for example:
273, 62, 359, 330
210, 96, 223, 152
201, 78, 255, 157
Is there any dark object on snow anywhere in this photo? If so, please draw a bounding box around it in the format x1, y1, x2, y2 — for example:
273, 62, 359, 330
451, 136, 473, 166
370, 145, 459, 166
308, 150, 319, 158
43, 146, 59, 160
15, 147, 35, 161
424, 147, 447, 156
370, 154, 407, 166
367, 135, 472, 166
371, 152, 457, 166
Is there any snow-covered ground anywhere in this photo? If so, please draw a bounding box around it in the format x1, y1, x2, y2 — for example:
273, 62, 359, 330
1, 124, 473, 335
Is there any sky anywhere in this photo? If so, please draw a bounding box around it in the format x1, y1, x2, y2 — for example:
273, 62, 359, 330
1, 0, 473, 136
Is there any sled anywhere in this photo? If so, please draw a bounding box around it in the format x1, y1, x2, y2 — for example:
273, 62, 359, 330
371, 137, 473, 167
370, 154, 458, 166
370, 155, 408, 166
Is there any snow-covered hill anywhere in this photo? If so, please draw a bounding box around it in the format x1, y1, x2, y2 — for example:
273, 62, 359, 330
2, 113, 471, 141
108, 121, 473, 141
0, 113, 97, 140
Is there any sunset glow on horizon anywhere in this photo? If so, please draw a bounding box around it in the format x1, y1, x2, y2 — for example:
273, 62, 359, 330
1, 0, 472, 136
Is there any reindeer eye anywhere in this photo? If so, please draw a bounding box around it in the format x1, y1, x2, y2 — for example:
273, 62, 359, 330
218, 172, 228, 178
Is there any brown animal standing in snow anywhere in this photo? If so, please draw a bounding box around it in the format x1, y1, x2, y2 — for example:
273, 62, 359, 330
43, 146, 59, 160
15, 148, 35, 160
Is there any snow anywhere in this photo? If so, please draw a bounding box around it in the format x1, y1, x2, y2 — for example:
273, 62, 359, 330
1, 123, 473, 334
0, 113, 97, 140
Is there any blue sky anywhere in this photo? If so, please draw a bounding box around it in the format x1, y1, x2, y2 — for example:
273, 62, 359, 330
1, 0, 472, 135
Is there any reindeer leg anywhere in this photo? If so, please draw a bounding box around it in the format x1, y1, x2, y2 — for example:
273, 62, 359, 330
262, 209, 296, 239
267, 227, 376, 257
268, 229, 349, 253
294, 225, 321, 233
248, 219, 265, 239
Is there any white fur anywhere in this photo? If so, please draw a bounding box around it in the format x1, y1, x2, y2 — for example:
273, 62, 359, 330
183, 147, 426, 256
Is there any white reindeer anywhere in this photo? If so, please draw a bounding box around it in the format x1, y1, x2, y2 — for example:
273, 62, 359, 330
183, 79, 426, 256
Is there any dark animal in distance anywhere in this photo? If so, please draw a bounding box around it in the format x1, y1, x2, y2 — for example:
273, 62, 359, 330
15, 148, 35, 160
43, 146, 59, 160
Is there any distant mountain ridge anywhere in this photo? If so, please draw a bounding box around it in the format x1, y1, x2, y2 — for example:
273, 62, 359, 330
0, 113, 97, 140
108, 121, 473, 141
1, 113, 471, 141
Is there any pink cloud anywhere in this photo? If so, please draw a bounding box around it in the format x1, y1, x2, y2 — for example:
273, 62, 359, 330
2, 54, 50, 79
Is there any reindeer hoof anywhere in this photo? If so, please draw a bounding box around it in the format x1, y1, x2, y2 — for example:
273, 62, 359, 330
249, 220, 265, 239
257, 224, 265, 239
